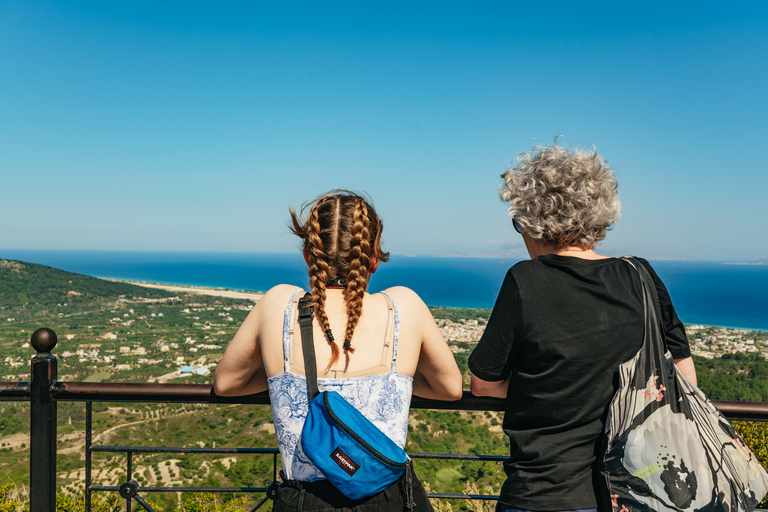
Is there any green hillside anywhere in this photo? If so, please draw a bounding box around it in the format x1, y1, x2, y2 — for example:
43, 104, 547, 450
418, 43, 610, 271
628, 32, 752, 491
0, 259, 172, 310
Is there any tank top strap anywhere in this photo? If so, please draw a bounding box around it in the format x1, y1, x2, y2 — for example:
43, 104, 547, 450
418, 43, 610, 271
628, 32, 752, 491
380, 291, 400, 372
282, 289, 303, 372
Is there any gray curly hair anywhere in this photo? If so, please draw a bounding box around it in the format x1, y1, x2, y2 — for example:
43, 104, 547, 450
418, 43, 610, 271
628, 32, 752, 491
500, 143, 621, 250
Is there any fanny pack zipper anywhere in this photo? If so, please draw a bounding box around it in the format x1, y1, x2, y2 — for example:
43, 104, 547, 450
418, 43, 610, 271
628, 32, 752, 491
322, 391, 407, 469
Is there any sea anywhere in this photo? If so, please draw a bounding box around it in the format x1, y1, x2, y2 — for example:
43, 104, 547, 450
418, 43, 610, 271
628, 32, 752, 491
2, 249, 768, 331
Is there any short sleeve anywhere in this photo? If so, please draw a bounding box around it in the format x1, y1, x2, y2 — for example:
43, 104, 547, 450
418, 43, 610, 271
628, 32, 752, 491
637, 258, 691, 359
468, 269, 523, 382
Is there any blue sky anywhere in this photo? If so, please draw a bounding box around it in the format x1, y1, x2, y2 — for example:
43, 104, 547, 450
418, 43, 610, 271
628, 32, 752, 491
1, 1, 767, 261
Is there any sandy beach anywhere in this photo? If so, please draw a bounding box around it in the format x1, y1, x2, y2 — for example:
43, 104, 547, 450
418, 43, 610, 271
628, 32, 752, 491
107, 279, 264, 302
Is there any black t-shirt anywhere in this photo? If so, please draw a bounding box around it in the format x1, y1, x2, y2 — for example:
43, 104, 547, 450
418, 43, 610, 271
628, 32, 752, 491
468, 255, 690, 511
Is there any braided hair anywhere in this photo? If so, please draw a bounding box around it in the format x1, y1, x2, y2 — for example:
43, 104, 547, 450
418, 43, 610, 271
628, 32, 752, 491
290, 190, 389, 368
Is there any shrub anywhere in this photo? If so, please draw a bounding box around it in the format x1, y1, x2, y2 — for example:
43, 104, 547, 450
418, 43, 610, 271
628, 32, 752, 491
733, 421, 768, 509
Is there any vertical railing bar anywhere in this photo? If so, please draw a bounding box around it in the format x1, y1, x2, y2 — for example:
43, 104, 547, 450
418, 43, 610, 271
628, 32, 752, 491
29, 328, 57, 512
85, 401, 92, 512
272, 452, 277, 483
127, 451, 133, 512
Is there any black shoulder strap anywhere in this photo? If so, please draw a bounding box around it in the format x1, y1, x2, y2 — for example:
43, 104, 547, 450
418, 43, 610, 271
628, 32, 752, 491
624, 256, 666, 348
298, 293, 319, 400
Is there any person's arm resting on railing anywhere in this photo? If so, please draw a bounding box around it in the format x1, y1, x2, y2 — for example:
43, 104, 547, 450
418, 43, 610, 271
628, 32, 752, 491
385, 286, 463, 401
214, 285, 294, 396
214, 308, 268, 395
467, 270, 519, 399
469, 374, 510, 399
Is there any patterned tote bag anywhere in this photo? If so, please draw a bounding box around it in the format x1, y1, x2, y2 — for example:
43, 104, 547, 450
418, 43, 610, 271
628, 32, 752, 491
601, 257, 768, 512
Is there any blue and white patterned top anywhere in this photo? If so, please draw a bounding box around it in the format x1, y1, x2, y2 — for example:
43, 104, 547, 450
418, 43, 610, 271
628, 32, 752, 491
267, 289, 414, 481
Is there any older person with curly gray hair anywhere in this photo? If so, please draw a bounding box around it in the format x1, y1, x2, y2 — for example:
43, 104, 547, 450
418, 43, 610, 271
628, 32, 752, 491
469, 143, 696, 512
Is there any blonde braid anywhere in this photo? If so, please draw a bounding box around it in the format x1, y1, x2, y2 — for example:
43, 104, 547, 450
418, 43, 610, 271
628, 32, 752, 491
343, 198, 371, 352
306, 203, 340, 363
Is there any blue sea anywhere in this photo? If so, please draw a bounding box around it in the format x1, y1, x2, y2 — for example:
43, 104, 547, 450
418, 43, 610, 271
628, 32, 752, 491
2, 249, 768, 331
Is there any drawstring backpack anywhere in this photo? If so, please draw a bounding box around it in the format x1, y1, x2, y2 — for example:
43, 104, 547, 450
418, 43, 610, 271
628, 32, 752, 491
601, 257, 768, 512
297, 294, 415, 506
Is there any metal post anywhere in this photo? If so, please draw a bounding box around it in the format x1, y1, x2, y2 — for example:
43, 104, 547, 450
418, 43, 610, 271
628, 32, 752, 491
85, 401, 92, 512
29, 327, 58, 512
126, 452, 132, 512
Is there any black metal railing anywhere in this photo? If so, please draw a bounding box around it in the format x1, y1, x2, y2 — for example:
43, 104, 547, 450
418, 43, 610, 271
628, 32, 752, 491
2, 327, 768, 512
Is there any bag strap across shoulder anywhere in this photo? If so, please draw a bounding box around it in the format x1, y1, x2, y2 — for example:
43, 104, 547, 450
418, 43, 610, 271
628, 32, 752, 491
623, 256, 667, 351
298, 293, 319, 401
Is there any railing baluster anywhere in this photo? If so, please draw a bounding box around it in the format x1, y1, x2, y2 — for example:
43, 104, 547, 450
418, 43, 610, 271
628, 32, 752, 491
126, 451, 132, 512
273, 452, 278, 483
29, 328, 58, 512
86, 401, 92, 512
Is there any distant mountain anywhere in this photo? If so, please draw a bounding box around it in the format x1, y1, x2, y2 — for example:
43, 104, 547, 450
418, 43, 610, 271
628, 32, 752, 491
0, 259, 173, 308
724, 259, 768, 266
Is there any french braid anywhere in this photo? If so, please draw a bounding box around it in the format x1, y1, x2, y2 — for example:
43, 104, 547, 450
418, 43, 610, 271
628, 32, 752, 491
290, 190, 390, 369
342, 198, 371, 352
304, 200, 340, 363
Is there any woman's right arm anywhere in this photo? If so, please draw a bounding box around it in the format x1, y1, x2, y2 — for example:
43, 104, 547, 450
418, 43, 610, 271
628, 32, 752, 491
213, 303, 266, 396
388, 287, 464, 401
213, 285, 294, 396
469, 270, 520, 398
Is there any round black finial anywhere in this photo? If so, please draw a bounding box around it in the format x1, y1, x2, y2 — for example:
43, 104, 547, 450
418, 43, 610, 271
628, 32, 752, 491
31, 328, 57, 353
266, 481, 280, 500
119, 480, 139, 499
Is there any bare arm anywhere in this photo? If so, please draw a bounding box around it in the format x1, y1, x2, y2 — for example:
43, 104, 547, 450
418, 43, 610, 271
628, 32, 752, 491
411, 336, 464, 401
469, 374, 509, 399
674, 356, 697, 386
213, 306, 267, 396
213, 285, 294, 396
389, 287, 463, 401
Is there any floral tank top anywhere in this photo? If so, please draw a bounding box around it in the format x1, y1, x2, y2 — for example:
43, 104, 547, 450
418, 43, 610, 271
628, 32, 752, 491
267, 289, 414, 481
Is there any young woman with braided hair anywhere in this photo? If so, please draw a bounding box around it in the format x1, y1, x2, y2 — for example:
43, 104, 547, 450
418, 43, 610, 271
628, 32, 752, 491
215, 190, 462, 511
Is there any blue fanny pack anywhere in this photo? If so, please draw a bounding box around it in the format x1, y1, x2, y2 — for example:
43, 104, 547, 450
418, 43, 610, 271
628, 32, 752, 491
296, 294, 413, 503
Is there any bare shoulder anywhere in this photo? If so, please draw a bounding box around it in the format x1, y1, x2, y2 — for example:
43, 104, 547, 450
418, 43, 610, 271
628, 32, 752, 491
382, 286, 426, 305
254, 284, 305, 314
233, 284, 303, 352
382, 286, 431, 317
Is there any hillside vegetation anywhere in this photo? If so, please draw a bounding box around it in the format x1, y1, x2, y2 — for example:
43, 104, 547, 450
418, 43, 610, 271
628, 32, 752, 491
694, 353, 768, 402
0, 259, 172, 310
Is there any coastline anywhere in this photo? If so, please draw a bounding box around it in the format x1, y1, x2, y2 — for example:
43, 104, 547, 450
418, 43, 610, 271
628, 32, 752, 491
105, 278, 264, 302
108, 279, 768, 333
107, 279, 768, 332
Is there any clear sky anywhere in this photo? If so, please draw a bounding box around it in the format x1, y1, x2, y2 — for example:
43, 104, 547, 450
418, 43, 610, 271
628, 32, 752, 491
2, 1, 767, 261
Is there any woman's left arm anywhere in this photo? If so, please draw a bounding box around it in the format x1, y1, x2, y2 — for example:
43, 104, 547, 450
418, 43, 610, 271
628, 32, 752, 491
674, 357, 697, 386
389, 287, 463, 401
639, 259, 697, 385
